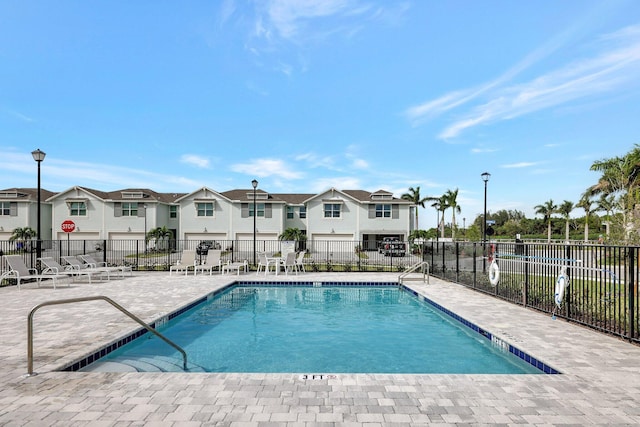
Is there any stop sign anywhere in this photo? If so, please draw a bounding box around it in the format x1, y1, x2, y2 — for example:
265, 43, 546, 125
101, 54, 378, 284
61, 220, 76, 233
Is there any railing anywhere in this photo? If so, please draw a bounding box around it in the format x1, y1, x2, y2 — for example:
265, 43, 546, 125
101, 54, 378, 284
27, 295, 188, 376
399, 261, 430, 284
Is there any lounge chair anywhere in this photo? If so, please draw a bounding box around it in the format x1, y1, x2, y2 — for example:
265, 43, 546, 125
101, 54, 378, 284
1, 255, 68, 290
221, 260, 248, 275
194, 250, 222, 275
169, 250, 197, 276
61, 256, 113, 280
78, 254, 133, 277
39, 257, 104, 284
295, 251, 306, 273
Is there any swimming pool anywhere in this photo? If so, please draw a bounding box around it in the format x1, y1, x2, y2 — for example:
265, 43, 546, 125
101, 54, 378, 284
75, 283, 554, 374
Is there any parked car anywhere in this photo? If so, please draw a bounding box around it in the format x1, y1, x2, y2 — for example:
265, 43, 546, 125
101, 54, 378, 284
377, 237, 406, 257
196, 240, 221, 255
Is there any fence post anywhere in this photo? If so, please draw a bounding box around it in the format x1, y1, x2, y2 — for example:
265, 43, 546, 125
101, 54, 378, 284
522, 243, 529, 307
628, 247, 636, 341
472, 242, 477, 288
455, 242, 460, 282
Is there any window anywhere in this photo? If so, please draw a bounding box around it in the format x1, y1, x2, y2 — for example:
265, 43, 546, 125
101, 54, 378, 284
299, 206, 306, 219
249, 203, 265, 217
69, 202, 87, 216
376, 204, 391, 218
0, 202, 10, 216
287, 206, 294, 219
324, 203, 341, 218
196, 202, 214, 217
121, 202, 138, 216
169, 205, 177, 219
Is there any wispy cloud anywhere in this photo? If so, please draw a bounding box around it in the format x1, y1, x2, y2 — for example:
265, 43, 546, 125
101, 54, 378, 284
180, 154, 210, 168
407, 23, 640, 139
3, 108, 35, 123
502, 162, 539, 169
230, 158, 303, 179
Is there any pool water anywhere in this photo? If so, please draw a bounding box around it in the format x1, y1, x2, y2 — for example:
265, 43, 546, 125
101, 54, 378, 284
93, 285, 543, 374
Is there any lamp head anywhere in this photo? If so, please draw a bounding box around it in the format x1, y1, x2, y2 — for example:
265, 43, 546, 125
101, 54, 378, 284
481, 172, 491, 183
251, 179, 258, 189
31, 149, 46, 162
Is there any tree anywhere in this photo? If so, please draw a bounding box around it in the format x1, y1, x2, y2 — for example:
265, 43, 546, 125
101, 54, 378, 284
558, 200, 574, 241
589, 144, 640, 242
444, 188, 461, 240
577, 192, 594, 242
401, 186, 432, 230
9, 227, 36, 251
146, 226, 173, 250
436, 194, 449, 239
534, 199, 557, 242
279, 227, 306, 242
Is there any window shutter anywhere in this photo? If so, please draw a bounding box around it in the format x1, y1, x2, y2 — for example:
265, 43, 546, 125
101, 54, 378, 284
392, 204, 399, 219
10, 202, 17, 216
368, 204, 375, 219
265, 203, 272, 218
114, 202, 122, 217
241, 203, 248, 218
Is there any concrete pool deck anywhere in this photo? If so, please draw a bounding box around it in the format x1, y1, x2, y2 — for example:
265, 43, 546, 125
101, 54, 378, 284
1, 271, 640, 426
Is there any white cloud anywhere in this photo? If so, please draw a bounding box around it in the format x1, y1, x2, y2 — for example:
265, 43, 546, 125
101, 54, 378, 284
502, 162, 539, 169
180, 154, 210, 168
407, 23, 640, 139
230, 158, 303, 179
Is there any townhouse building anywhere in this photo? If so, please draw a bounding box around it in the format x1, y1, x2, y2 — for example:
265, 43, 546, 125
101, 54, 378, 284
0, 186, 415, 250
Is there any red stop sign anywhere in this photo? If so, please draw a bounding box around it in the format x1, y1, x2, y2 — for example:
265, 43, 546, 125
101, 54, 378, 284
61, 220, 76, 233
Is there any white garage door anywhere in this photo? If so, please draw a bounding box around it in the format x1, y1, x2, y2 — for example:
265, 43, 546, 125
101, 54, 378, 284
309, 234, 354, 254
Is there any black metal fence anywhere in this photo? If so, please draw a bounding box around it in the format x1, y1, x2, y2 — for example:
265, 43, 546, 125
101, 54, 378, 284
2, 238, 638, 343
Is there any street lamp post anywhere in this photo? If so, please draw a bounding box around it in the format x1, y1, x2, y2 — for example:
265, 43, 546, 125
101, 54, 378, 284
252, 179, 258, 267
31, 149, 46, 263
481, 171, 490, 273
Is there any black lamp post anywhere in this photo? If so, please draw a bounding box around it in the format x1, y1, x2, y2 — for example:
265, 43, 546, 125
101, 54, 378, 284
252, 179, 258, 267
481, 171, 490, 273
481, 172, 490, 243
31, 149, 46, 262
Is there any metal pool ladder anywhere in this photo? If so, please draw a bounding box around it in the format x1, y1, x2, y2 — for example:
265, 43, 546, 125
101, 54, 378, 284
27, 295, 188, 376
398, 261, 430, 285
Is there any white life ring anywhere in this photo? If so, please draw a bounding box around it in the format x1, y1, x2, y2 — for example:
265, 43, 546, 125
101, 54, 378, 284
554, 272, 569, 308
489, 261, 500, 286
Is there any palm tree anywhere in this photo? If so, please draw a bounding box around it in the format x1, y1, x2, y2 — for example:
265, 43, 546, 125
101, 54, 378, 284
596, 194, 617, 239
430, 199, 441, 240
432, 195, 449, 239
576, 192, 594, 242
444, 188, 461, 240
146, 226, 173, 251
558, 200, 574, 241
9, 226, 36, 251
534, 199, 557, 243
401, 186, 432, 230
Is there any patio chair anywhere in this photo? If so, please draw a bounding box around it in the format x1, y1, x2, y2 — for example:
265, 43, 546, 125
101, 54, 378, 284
295, 251, 306, 273
1, 255, 68, 290
39, 257, 104, 284
78, 254, 133, 277
283, 251, 298, 275
61, 256, 114, 280
194, 250, 222, 275
256, 252, 275, 275
169, 250, 197, 276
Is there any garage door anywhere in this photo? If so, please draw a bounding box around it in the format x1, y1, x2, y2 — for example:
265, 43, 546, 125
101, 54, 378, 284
309, 234, 354, 254
57, 231, 100, 240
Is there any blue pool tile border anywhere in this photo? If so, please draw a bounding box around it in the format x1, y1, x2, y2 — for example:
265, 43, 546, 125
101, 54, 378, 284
61, 281, 559, 374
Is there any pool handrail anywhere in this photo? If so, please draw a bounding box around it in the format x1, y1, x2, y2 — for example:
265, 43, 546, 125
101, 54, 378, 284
399, 261, 430, 284
27, 295, 188, 376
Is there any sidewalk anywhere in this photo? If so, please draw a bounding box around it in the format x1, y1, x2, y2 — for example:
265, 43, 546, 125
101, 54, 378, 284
1, 271, 640, 425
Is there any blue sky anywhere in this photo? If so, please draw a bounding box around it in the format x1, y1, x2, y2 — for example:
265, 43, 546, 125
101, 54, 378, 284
2, 0, 640, 229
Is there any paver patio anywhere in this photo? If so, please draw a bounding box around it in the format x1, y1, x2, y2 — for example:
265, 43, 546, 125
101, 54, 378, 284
1, 271, 640, 426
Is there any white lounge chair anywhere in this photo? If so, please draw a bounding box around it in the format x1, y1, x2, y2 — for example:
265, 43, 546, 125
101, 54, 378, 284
62, 256, 114, 280
295, 251, 306, 273
78, 254, 132, 277
221, 260, 248, 275
194, 250, 222, 275
39, 257, 104, 284
1, 255, 68, 290
169, 250, 197, 276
